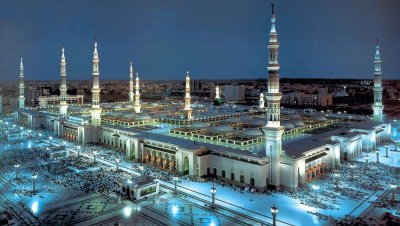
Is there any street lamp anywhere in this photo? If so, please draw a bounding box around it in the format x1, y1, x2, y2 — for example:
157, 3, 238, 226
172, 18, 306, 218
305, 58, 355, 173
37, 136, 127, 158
93, 151, 97, 164
14, 164, 20, 179
312, 184, 319, 202
49, 136, 53, 146
390, 184, 397, 202
173, 176, 179, 194
32, 173, 37, 193
115, 158, 120, 170
271, 204, 278, 226
139, 165, 144, 176
385, 144, 389, 157
375, 149, 380, 163
334, 173, 340, 190
210, 184, 217, 209
365, 154, 370, 166
77, 145, 81, 160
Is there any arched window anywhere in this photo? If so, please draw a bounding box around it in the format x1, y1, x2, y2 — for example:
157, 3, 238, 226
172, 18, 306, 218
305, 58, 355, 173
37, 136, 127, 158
222, 170, 226, 178
231, 173, 235, 180
250, 178, 255, 186
240, 175, 245, 183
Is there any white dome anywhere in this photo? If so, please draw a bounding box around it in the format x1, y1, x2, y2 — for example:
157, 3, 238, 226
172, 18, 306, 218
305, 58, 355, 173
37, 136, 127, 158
313, 115, 327, 121
123, 113, 136, 118
243, 129, 263, 136
282, 121, 295, 129
225, 117, 241, 123
214, 125, 233, 132
139, 115, 152, 120
192, 122, 208, 128
287, 114, 301, 119
247, 119, 265, 126
240, 115, 252, 121
291, 119, 305, 126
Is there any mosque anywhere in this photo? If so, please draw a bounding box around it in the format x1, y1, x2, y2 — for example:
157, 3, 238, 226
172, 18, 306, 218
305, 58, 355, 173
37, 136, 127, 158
14, 4, 391, 191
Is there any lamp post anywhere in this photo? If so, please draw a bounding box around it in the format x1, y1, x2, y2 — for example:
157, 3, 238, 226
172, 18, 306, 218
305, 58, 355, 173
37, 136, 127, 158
390, 184, 397, 201
77, 145, 81, 160
312, 184, 319, 202
210, 184, 216, 209
375, 149, 380, 163
93, 151, 97, 164
350, 164, 355, 182
14, 164, 20, 179
385, 144, 389, 157
32, 173, 37, 193
173, 176, 178, 194
139, 165, 144, 176
271, 204, 278, 226
365, 154, 370, 166
335, 173, 340, 190
115, 158, 120, 170
49, 136, 52, 146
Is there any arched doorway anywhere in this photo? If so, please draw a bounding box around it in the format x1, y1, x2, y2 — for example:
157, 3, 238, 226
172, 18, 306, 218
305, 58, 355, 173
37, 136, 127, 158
250, 178, 255, 186
183, 156, 189, 173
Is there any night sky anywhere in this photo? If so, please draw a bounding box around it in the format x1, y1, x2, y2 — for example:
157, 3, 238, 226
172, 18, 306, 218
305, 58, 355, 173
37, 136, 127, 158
0, 0, 399, 81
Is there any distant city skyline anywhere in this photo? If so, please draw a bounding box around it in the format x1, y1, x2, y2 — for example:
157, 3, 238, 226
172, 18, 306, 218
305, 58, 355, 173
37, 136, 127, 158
0, 0, 399, 81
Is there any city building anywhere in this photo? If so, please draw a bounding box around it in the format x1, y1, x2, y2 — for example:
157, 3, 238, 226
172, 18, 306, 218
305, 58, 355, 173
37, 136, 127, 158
38, 95, 84, 107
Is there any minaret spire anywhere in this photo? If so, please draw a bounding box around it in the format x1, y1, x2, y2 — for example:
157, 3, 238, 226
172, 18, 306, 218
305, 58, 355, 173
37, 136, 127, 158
215, 85, 220, 100
129, 62, 134, 103
134, 72, 141, 113
183, 69, 192, 119
372, 37, 384, 122
59, 47, 68, 118
259, 92, 265, 109
262, 3, 285, 190
90, 39, 102, 126
18, 57, 25, 109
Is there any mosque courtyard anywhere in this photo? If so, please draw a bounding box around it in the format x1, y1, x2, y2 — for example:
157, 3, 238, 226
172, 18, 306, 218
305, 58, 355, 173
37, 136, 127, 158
0, 116, 399, 226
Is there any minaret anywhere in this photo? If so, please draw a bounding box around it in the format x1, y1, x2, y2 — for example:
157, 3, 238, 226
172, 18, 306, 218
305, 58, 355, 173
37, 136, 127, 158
184, 70, 192, 119
90, 40, 102, 126
18, 58, 25, 109
262, 3, 285, 189
134, 72, 141, 113
59, 47, 68, 118
129, 62, 134, 103
215, 85, 220, 100
259, 92, 265, 109
372, 38, 383, 123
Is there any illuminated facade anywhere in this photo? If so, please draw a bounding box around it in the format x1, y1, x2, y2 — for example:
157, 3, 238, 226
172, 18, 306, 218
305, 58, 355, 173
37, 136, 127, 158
59, 48, 68, 119
372, 38, 384, 123
90, 41, 102, 127
129, 62, 134, 103
262, 3, 285, 189
18, 58, 25, 109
